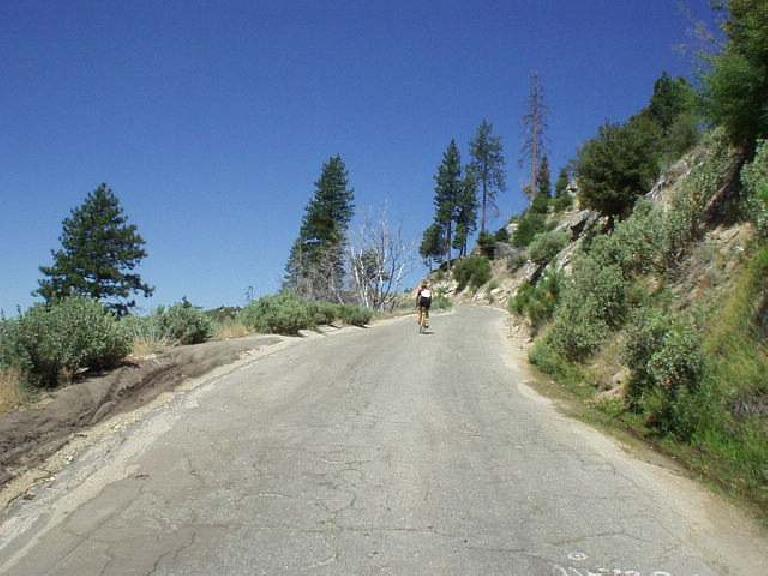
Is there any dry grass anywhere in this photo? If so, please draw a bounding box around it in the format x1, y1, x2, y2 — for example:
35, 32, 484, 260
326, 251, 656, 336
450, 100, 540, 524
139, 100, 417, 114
0, 368, 26, 414
131, 337, 170, 359
213, 319, 251, 341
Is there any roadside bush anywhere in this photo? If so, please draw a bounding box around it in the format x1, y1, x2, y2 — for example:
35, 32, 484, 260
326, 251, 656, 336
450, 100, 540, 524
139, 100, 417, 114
121, 313, 170, 356
528, 230, 569, 265
432, 288, 452, 310
0, 298, 130, 387
156, 302, 213, 345
548, 255, 626, 360
337, 305, 373, 326
311, 301, 342, 325
453, 256, 491, 292
549, 296, 609, 361
571, 255, 627, 329
741, 139, 768, 238
624, 309, 703, 435
240, 293, 315, 335
509, 271, 563, 331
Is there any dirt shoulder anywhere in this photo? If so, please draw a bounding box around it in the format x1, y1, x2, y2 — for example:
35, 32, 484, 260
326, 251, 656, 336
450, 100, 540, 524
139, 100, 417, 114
0, 334, 283, 490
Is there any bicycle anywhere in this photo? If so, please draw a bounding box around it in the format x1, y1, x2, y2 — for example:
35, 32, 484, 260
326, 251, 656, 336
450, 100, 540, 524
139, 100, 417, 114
417, 306, 429, 334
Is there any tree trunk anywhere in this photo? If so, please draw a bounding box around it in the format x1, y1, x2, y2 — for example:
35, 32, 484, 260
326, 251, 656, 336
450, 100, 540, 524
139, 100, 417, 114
481, 180, 488, 235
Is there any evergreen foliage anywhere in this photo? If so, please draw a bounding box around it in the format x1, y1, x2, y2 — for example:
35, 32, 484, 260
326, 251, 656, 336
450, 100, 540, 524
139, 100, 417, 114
553, 167, 573, 212
36, 184, 152, 316
284, 156, 354, 300
419, 224, 444, 270
433, 140, 465, 266
578, 72, 700, 223
453, 168, 478, 257
578, 116, 662, 223
469, 120, 506, 234
703, 0, 768, 149
530, 190, 551, 214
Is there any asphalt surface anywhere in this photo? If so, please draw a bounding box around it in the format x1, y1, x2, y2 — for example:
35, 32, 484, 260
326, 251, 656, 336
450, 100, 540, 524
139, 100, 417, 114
0, 306, 764, 575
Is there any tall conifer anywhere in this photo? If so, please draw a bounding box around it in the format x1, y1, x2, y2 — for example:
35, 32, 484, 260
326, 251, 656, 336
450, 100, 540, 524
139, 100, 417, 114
36, 183, 152, 315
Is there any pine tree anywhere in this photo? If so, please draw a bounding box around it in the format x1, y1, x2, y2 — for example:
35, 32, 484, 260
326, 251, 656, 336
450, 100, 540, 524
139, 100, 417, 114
419, 224, 444, 271
433, 140, 463, 267
555, 167, 569, 198
284, 155, 355, 300
553, 167, 572, 212
36, 183, 152, 316
578, 117, 661, 225
453, 168, 478, 257
469, 120, 506, 234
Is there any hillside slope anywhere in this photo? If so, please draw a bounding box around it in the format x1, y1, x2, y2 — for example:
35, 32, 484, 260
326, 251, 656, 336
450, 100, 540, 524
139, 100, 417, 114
438, 131, 768, 518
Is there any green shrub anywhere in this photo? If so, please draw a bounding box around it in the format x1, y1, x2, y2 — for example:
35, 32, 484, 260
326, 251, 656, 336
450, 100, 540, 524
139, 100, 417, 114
624, 310, 703, 435
578, 116, 662, 221
548, 255, 626, 360
509, 271, 563, 331
509, 283, 532, 316
494, 227, 509, 242
453, 256, 492, 292
432, 288, 452, 310
337, 305, 373, 326
0, 298, 131, 387
661, 130, 738, 265
741, 139, 768, 238
311, 301, 342, 325
476, 232, 496, 258
156, 302, 213, 345
240, 293, 315, 335
121, 313, 163, 342
528, 230, 570, 264
589, 200, 665, 275
512, 212, 548, 248
529, 337, 587, 390
549, 295, 609, 361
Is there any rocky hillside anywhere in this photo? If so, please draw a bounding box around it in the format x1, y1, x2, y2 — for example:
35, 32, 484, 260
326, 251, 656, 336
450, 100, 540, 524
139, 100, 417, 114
435, 130, 768, 517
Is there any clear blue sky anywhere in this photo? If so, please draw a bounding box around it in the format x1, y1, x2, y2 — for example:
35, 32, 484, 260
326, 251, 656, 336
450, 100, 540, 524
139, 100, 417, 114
0, 0, 714, 313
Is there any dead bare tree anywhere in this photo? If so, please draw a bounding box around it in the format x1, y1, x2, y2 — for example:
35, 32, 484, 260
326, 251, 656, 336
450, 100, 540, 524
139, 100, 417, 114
521, 71, 548, 201
287, 242, 346, 303
348, 207, 416, 311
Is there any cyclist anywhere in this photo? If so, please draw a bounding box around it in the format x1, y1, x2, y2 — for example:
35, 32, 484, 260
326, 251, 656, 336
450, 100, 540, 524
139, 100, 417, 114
416, 281, 432, 329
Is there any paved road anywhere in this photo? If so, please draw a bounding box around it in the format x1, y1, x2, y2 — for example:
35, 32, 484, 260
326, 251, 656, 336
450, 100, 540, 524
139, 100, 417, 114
0, 307, 764, 575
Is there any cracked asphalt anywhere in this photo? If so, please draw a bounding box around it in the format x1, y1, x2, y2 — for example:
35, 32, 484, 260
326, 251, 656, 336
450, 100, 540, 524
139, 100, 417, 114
0, 306, 765, 575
